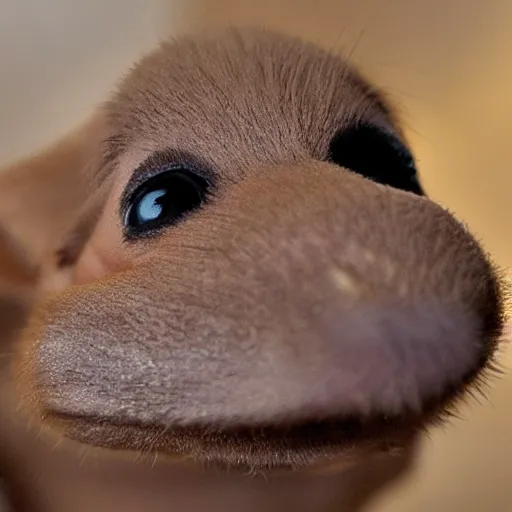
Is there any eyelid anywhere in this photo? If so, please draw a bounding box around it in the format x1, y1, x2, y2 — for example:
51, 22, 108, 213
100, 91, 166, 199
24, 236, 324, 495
119, 149, 216, 223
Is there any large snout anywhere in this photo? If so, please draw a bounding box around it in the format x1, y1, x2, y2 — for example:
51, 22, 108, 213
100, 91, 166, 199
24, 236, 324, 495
17, 162, 504, 466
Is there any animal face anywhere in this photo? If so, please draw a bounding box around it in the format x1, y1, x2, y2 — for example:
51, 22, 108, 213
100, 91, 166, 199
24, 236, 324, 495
11, 27, 504, 475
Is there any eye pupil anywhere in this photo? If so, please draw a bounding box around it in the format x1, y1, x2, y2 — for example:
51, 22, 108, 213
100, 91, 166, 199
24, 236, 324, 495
124, 168, 209, 237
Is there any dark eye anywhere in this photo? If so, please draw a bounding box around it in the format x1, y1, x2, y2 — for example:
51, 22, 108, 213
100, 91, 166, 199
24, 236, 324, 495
328, 124, 425, 195
123, 168, 209, 238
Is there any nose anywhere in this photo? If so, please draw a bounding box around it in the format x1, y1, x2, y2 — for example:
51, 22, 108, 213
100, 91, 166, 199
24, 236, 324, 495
147, 161, 502, 425
26, 162, 504, 463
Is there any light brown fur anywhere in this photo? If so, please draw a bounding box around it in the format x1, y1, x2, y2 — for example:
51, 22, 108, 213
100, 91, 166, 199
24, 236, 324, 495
0, 27, 506, 511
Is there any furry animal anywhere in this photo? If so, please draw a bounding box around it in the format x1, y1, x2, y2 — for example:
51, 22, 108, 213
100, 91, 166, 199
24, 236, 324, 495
0, 27, 506, 512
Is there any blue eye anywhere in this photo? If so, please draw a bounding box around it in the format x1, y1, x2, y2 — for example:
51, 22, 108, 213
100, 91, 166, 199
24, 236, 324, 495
136, 189, 167, 222
124, 168, 209, 237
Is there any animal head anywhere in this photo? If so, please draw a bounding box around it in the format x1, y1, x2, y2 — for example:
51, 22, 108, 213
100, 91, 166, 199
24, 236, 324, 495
3, 27, 505, 476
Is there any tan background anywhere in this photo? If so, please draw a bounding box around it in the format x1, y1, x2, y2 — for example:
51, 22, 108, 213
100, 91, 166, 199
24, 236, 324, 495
0, 1, 510, 510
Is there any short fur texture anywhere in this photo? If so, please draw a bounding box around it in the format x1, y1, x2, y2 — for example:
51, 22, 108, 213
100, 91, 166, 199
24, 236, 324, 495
0, 26, 506, 512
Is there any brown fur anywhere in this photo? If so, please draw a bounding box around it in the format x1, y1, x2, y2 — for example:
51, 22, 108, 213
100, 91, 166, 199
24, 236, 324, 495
0, 26, 505, 511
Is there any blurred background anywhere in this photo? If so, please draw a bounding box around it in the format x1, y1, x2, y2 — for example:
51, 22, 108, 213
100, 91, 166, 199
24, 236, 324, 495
0, 1, 510, 510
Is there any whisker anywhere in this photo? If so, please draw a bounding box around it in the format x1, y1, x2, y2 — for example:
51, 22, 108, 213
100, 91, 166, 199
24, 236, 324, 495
339, 28, 366, 77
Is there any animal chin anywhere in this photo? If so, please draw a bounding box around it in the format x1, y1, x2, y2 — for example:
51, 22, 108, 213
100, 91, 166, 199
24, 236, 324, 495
35, 332, 498, 473
41, 383, 476, 474
44, 410, 420, 472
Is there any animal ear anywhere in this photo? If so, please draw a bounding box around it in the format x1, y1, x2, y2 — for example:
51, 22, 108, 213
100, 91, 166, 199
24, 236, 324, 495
0, 112, 110, 291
